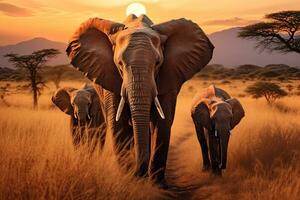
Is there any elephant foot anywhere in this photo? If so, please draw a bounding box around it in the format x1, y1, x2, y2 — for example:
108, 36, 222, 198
211, 168, 222, 177
154, 179, 169, 190
134, 171, 148, 178
134, 163, 149, 178
202, 164, 211, 172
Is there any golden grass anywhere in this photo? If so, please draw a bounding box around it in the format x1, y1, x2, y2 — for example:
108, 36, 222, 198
170, 79, 300, 200
0, 88, 164, 199
0, 80, 299, 199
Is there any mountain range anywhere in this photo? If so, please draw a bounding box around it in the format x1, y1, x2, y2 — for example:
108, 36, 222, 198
0, 37, 67, 67
209, 28, 299, 67
0, 27, 299, 68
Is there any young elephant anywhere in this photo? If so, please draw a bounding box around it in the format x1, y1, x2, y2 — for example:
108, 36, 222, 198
191, 85, 245, 175
52, 84, 106, 150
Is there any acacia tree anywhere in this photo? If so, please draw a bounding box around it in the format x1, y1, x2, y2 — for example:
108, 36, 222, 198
239, 11, 300, 53
245, 81, 287, 104
5, 49, 60, 109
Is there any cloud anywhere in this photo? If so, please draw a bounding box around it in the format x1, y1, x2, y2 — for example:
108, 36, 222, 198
0, 2, 33, 17
202, 17, 260, 26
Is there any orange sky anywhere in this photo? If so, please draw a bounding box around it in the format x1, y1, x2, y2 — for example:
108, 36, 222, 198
0, 0, 299, 45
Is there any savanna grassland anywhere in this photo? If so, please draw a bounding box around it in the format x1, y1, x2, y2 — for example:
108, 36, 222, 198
0, 79, 299, 200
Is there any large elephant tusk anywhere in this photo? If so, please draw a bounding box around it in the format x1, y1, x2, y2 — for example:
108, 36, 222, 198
74, 113, 78, 119
116, 96, 125, 121
154, 96, 165, 119
87, 113, 91, 120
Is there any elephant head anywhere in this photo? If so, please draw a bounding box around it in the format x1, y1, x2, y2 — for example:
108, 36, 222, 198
197, 97, 245, 169
52, 87, 96, 125
66, 15, 214, 174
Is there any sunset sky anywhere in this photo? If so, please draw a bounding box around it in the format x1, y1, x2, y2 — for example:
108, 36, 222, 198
0, 0, 299, 45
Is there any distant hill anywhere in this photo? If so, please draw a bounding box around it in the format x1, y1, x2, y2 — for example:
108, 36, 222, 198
0, 37, 68, 68
0, 28, 299, 68
209, 27, 300, 67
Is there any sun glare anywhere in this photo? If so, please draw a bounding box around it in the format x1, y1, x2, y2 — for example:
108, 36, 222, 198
126, 3, 147, 17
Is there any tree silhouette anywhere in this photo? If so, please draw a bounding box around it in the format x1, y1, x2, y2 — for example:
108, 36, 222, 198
245, 81, 287, 104
4, 49, 60, 109
239, 11, 300, 53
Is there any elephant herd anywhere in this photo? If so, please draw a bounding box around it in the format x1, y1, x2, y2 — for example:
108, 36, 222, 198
51, 14, 245, 188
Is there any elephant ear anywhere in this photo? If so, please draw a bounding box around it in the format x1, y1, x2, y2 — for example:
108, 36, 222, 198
152, 18, 214, 94
226, 98, 245, 129
192, 99, 212, 130
66, 18, 124, 94
52, 88, 76, 115
214, 87, 231, 100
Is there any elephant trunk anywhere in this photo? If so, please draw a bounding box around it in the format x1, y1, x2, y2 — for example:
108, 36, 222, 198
76, 105, 90, 125
124, 63, 158, 176
219, 130, 230, 169
127, 79, 152, 176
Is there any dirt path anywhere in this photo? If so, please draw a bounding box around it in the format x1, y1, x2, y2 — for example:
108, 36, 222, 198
163, 94, 216, 200
165, 133, 203, 199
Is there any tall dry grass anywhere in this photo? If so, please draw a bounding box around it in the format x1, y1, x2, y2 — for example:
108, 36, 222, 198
170, 80, 300, 200
0, 80, 299, 200
0, 92, 164, 199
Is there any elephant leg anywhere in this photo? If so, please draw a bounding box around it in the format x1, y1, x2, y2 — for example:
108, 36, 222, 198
71, 128, 81, 147
208, 133, 222, 176
112, 106, 134, 171
191, 113, 210, 171
149, 121, 171, 185
149, 92, 177, 187
88, 123, 107, 152
102, 90, 134, 169
86, 124, 106, 153
71, 126, 84, 148
111, 104, 133, 154
70, 118, 80, 148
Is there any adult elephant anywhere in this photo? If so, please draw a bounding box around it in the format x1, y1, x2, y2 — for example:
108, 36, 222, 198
66, 14, 214, 186
191, 85, 245, 175
52, 84, 106, 151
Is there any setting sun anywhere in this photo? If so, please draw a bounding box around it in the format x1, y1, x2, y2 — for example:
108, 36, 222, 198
126, 3, 147, 17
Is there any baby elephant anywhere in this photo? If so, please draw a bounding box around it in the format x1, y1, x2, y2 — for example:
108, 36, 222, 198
52, 84, 106, 150
191, 85, 245, 175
